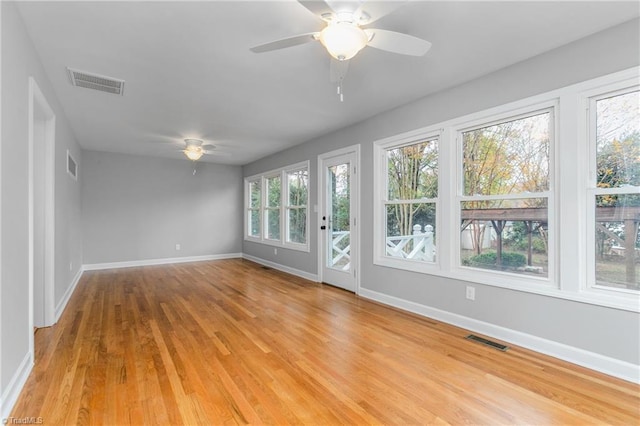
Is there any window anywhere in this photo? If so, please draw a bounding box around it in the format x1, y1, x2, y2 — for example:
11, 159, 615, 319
374, 133, 439, 272
385, 139, 438, 263
265, 175, 281, 241
286, 168, 308, 244
244, 161, 310, 251
589, 87, 639, 292
459, 110, 552, 278
247, 179, 261, 238
372, 68, 639, 311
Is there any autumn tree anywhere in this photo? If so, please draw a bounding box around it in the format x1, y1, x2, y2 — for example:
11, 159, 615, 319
462, 113, 550, 255
595, 131, 640, 258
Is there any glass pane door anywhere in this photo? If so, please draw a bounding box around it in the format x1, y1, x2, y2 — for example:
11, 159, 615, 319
328, 163, 351, 272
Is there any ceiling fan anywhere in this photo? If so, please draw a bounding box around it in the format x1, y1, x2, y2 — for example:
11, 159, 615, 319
181, 138, 230, 161
250, 0, 432, 95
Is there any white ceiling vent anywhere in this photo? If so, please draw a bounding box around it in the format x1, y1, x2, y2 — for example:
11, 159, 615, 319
67, 67, 125, 96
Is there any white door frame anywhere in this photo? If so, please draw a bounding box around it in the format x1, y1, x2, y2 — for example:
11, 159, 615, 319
28, 77, 56, 358
317, 144, 360, 293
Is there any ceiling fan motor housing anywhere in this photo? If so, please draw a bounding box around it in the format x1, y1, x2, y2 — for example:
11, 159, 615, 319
319, 20, 368, 61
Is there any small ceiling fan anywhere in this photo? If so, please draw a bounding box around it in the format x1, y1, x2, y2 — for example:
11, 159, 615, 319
250, 0, 431, 90
181, 138, 230, 161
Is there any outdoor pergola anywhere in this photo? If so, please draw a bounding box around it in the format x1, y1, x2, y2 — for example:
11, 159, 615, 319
461, 206, 640, 282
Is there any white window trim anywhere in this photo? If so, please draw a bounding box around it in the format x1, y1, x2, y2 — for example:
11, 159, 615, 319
453, 102, 558, 290
372, 67, 640, 313
245, 178, 262, 241
284, 166, 310, 248
244, 160, 310, 252
581, 78, 640, 298
263, 173, 282, 242
373, 128, 442, 274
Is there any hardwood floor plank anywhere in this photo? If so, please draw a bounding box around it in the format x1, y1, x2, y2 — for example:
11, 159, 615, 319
10, 259, 640, 425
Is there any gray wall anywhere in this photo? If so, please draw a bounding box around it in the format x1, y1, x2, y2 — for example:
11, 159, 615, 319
82, 151, 242, 264
1, 0, 83, 394
243, 19, 640, 365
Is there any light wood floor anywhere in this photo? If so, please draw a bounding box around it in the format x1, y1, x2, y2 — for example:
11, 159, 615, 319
11, 259, 640, 425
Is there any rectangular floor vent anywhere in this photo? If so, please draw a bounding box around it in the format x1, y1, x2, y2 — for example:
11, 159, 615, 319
67, 67, 125, 95
465, 334, 509, 351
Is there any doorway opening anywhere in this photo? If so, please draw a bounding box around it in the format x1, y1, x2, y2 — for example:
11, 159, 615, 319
28, 77, 56, 360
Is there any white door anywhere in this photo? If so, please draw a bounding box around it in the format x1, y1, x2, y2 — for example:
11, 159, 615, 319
319, 147, 359, 292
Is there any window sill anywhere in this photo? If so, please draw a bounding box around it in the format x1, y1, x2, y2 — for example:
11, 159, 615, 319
374, 256, 639, 312
244, 236, 310, 253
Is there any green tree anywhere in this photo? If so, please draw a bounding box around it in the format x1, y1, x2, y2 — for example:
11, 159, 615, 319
387, 140, 438, 237
288, 170, 308, 243
266, 176, 281, 240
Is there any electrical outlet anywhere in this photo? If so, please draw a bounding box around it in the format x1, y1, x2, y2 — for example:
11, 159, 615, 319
69, 262, 73, 271
274, 248, 277, 255
175, 244, 181, 251
466, 286, 476, 300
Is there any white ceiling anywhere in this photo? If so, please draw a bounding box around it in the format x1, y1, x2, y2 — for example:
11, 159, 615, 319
16, 1, 639, 165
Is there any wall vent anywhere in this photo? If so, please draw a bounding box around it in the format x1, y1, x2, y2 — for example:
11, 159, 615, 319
67, 150, 78, 180
67, 67, 125, 96
465, 334, 509, 351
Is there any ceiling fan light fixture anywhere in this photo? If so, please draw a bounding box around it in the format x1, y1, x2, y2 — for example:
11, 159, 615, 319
319, 22, 368, 61
184, 147, 204, 161
184, 138, 204, 161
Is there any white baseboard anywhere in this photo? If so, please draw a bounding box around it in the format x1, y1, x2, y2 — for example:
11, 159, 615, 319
242, 254, 319, 282
82, 253, 243, 271
0, 352, 33, 420
359, 288, 639, 384
54, 268, 84, 322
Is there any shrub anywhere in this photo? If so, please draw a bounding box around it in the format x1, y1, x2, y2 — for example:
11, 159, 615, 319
468, 251, 526, 268
469, 252, 498, 265
532, 238, 547, 253
501, 252, 527, 267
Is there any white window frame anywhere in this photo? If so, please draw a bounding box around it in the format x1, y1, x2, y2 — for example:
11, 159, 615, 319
453, 103, 557, 291
245, 178, 261, 240
373, 129, 441, 274
285, 166, 310, 247
244, 161, 310, 252
264, 173, 282, 242
372, 67, 639, 312
582, 78, 640, 297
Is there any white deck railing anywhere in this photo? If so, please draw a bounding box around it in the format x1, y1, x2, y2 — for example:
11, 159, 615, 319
332, 224, 435, 268
386, 225, 435, 262
331, 231, 351, 270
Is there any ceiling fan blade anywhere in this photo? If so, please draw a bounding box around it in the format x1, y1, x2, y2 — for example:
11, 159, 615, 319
203, 150, 232, 157
330, 58, 349, 83
200, 144, 227, 155
355, 0, 407, 24
297, 0, 335, 19
365, 29, 431, 56
250, 33, 318, 53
